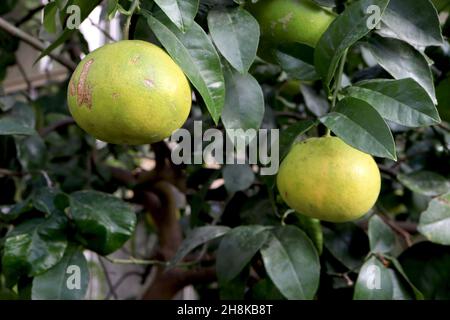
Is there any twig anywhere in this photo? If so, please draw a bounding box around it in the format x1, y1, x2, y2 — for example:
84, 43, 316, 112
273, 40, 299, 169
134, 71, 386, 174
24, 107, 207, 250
99, 257, 119, 300
38, 118, 75, 137
88, 18, 115, 42
123, 0, 140, 40
15, 5, 45, 27
0, 17, 76, 70
0, 168, 22, 177
105, 271, 143, 300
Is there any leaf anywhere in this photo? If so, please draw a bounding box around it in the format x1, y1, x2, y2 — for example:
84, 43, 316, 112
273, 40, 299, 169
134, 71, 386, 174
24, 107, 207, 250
169, 226, 230, 266
279, 120, 317, 160
154, 0, 199, 32
381, 0, 443, 47
0, 118, 35, 136
345, 79, 440, 127
418, 192, 450, 245
261, 225, 320, 300
32, 245, 89, 300
399, 242, 450, 299
37, 0, 102, 61
249, 278, 285, 300
320, 97, 396, 160
222, 164, 255, 193
33, 187, 70, 215
43, 2, 59, 34
314, 0, 390, 87
208, 7, 259, 73
221, 67, 264, 138
216, 225, 270, 283
300, 85, 329, 117
323, 223, 369, 270
353, 256, 393, 299
147, 11, 225, 123
398, 171, 450, 197
69, 191, 137, 255
2, 215, 68, 286
388, 257, 424, 300
368, 215, 396, 254
274, 43, 319, 81
367, 35, 436, 104
15, 135, 47, 170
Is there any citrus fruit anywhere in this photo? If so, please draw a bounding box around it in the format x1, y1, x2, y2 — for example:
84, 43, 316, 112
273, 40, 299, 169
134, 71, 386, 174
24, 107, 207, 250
436, 76, 450, 122
277, 137, 381, 222
247, 0, 335, 61
67, 40, 191, 145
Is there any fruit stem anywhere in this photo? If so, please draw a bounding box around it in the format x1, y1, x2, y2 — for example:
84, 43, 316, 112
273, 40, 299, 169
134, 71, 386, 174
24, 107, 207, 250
325, 48, 348, 137
123, 0, 140, 40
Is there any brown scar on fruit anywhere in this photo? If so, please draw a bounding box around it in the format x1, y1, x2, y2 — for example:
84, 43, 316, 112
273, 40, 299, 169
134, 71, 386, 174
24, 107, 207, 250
77, 58, 94, 109
131, 55, 140, 64
144, 79, 154, 88
69, 80, 76, 96
112, 92, 120, 99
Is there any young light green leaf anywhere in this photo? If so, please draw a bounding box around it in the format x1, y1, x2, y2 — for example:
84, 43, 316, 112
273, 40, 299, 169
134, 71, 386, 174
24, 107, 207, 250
398, 171, 450, 197
314, 0, 390, 87
208, 7, 259, 73
261, 226, 320, 300
368, 215, 396, 254
418, 192, 450, 245
381, 0, 443, 47
147, 11, 225, 123
154, 0, 199, 32
368, 36, 436, 104
32, 245, 89, 300
345, 79, 440, 127
170, 226, 230, 267
320, 97, 396, 160
216, 225, 270, 283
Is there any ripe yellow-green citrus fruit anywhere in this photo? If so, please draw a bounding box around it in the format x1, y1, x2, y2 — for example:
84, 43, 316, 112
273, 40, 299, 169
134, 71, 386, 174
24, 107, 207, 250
247, 0, 336, 60
67, 40, 191, 145
277, 137, 381, 223
436, 77, 450, 122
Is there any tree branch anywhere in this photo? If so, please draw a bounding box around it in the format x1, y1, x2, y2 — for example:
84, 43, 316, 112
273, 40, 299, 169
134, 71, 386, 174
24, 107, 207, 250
0, 17, 77, 70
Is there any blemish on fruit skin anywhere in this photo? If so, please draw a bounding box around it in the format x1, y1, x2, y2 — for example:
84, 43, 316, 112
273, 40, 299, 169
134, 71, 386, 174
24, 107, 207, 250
278, 13, 293, 30
144, 79, 155, 88
131, 55, 140, 64
69, 80, 76, 96
77, 58, 94, 109
112, 92, 120, 99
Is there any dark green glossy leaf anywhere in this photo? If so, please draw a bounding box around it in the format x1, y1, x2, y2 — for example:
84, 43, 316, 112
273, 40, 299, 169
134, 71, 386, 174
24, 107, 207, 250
275, 43, 319, 81
399, 242, 450, 299
33, 187, 70, 215
147, 11, 225, 123
292, 212, 323, 255
170, 226, 230, 266
216, 225, 270, 283
418, 192, 450, 245
381, 0, 443, 47
368, 35, 436, 104
249, 278, 285, 300
15, 135, 47, 170
2, 215, 68, 285
368, 215, 396, 254
388, 257, 424, 300
314, 0, 390, 87
0, 119, 35, 136
345, 79, 440, 127
222, 164, 255, 193
300, 85, 329, 117
32, 245, 89, 300
221, 67, 264, 139
69, 191, 137, 255
208, 7, 259, 73
320, 97, 396, 160
398, 171, 450, 197
261, 225, 320, 300
154, 0, 199, 32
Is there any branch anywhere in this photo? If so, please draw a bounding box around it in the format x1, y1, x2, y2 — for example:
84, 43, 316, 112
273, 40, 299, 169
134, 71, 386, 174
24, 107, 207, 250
0, 17, 77, 70
38, 118, 75, 137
